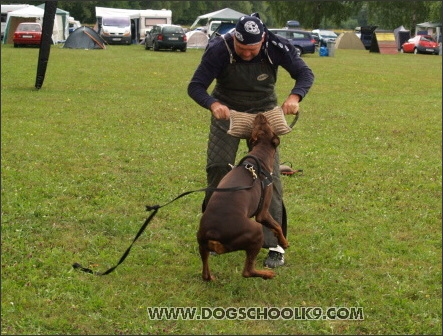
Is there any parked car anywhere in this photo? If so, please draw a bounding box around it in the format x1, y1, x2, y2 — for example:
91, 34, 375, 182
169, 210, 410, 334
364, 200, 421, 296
311, 29, 337, 47
13, 22, 42, 48
145, 24, 187, 52
401, 35, 439, 55
268, 29, 316, 57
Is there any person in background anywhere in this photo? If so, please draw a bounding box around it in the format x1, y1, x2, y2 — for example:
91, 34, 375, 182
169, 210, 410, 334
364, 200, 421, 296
187, 13, 314, 268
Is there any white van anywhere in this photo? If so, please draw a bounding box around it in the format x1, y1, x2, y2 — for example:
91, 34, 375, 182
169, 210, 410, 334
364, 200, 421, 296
98, 15, 131, 45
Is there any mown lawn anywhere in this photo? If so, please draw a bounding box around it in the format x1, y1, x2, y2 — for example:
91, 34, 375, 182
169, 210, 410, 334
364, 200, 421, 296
1, 43, 441, 335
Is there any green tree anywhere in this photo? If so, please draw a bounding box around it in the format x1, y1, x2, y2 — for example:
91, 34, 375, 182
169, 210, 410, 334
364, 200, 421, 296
267, 1, 362, 29
366, 1, 431, 30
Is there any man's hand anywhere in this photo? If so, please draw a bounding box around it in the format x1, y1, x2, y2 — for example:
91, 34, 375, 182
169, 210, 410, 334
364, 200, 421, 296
281, 94, 301, 115
210, 101, 230, 120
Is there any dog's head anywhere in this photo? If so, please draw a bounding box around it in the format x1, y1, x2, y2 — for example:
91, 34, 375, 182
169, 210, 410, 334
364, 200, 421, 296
247, 113, 280, 150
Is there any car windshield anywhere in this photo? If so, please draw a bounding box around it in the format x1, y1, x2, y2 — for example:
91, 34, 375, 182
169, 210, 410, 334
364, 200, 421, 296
289, 32, 309, 39
321, 32, 337, 38
163, 26, 183, 34
270, 30, 309, 39
420, 36, 435, 42
18, 24, 41, 32
102, 17, 129, 27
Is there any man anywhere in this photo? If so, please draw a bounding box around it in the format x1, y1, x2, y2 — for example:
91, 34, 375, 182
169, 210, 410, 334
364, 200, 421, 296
187, 14, 314, 268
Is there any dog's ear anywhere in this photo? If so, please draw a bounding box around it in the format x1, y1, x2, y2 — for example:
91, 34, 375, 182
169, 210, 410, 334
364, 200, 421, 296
248, 131, 260, 150
272, 134, 280, 148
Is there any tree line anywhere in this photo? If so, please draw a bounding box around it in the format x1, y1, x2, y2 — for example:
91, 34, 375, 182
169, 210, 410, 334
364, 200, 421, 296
18, 1, 443, 30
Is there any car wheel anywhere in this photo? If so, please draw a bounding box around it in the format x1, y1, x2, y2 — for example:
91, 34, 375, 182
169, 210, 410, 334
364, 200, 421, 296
14, 43, 18, 48
400, 48, 404, 53
180, 47, 186, 52
413, 48, 418, 54
153, 41, 159, 51
144, 41, 149, 50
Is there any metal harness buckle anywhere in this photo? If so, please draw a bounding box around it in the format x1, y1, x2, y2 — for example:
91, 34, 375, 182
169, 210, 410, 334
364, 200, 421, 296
244, 163, 258, 180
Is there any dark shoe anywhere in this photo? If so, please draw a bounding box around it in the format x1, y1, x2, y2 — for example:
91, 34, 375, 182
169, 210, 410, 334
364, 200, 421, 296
263, 251, 284, 268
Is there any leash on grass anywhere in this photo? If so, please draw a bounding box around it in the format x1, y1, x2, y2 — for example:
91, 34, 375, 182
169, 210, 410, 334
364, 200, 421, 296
72, 156, 265, 276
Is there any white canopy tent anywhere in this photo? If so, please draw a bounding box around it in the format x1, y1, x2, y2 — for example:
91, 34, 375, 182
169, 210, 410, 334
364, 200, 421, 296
2, 4, 68, 44
190, 8, 246, 30
36, 3, 69, 42
415, 21, 441, 42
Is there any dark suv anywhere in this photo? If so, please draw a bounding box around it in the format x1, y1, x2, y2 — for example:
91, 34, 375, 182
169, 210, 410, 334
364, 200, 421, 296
268, 29, 316, 56
145, 24, 187, 52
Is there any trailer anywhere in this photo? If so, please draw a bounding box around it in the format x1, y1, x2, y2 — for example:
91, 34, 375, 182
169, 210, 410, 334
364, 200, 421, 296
139, 9, 172, 40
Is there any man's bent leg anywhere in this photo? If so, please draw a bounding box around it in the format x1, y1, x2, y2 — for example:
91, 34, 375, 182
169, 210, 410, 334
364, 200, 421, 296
203, 116, 240, 211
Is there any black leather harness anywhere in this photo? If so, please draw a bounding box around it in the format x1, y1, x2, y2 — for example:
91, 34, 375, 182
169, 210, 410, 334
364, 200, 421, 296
236, 155, 273, 217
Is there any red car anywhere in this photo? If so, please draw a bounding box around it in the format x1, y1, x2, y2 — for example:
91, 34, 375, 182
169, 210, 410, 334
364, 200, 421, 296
13, 22, 42, 48
401, 35, 439, 55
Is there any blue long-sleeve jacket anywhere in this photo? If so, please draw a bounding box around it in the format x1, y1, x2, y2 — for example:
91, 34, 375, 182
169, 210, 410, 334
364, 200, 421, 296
187, 32, 315, 110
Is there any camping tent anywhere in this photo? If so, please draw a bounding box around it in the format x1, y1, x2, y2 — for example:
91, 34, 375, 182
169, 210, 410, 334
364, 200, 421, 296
393, 25, 410, 51
2, 4, 67, 44
63, 26, 106, 49
335, 32, 365, 50
190, 8, 246, 29
185, 30, 208, 49
36, 3, 69, 42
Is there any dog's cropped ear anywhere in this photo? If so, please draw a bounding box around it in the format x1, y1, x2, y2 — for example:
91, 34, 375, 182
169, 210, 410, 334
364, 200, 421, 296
247, 132, 260, 150
272, 134, 280, 148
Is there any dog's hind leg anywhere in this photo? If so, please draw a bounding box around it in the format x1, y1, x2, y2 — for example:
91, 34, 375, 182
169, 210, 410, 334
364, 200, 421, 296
242, 242, 275, 280
199, 244, 215, 281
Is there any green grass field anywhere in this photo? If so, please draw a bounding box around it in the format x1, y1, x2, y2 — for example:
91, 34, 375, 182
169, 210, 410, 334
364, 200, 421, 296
1, 43, 441, 335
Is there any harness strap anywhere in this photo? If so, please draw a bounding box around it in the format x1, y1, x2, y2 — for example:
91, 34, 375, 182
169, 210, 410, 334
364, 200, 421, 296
237, 155, 273, 217
221, 34, 234, 64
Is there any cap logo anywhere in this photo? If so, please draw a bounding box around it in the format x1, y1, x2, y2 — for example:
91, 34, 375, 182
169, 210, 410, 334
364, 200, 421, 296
244, 21, 260, 35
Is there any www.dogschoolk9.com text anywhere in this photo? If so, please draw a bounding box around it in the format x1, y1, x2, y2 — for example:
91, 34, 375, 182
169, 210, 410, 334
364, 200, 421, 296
147, 306, 364, 321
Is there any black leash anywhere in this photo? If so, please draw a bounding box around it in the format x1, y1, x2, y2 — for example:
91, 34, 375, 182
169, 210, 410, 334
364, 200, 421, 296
72, 156, 266, 276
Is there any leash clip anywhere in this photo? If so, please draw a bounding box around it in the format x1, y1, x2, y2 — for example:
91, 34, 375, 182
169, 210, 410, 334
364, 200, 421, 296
244, 163, 257, 180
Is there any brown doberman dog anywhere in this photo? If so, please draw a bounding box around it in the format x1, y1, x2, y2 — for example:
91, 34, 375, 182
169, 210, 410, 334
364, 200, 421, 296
197, 113, 289, 281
